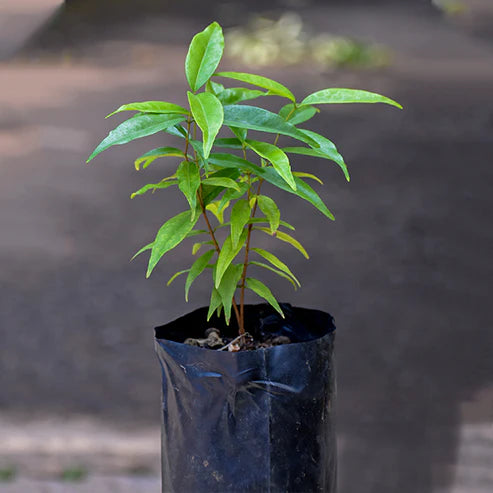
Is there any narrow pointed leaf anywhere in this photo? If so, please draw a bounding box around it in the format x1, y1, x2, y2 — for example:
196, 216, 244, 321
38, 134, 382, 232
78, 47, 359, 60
301, 88, 403, 109
251, 247, 300, 286
185, 22, 224, 92
292, 171, 323, 184
176, 160, 200, 218
222, 105, 318, 147
206, 200, 229, 224
207, 287, 223, 321
147, 211, 199, 277
187, 229, 208, 238
208, 154, 334, 219
256, 227, 309, 258
213, 137, 244, 150
167, 269, 190, 286
245, 278, 284, 317
230, 199, 251, 248
246, 140, 295, 190
216, 264, 243, 324
215, 230, 247, 288
131, 242, 153, 261
279, 104, 319, 125
185, 250, 215, 301
134, 147, 186, 170
188, 91, 223, 159
257, 195, 280, 233
192, 240, 214, 255
130, 180, 177, 199
215, 87, 266, 105
201, 168, 241, 205
249, 261, 298, 289
106, 101, 189, 118
215, 71, 295, 102
87, 114, 186, 163
201, 177, 240, 191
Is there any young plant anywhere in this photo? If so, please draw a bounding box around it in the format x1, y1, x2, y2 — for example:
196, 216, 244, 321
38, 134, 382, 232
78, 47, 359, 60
87, 22, 401, 337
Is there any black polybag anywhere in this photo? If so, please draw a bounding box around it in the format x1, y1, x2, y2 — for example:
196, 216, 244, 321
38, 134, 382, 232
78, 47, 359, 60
155, 303, 337, 493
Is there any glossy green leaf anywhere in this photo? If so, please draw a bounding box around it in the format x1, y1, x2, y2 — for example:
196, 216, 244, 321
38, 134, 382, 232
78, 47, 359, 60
188, 91, 223, 159
249, 261, 298, 289
257, 195, 280, 233
215, 87, 266, 105
230, 199, 251, 249
292, 171, 323, 185
222, 105, 318, 147
296, 128, 349, 181
167, 269, 189, 286
176, 160, 200, 219
201, 177, 240, 191
216, 263, 243, 324
207, 287, 223, 321
130, 180, 177, 199
215, 230, 247, 288
279, 104, 319, 125
185, 22, 224, 92
251, 247, 300, 286
229, 126, 247, 142
106, 101, 189, 118
301, 88, 403, 109
208, 154, 334, 219
87, 114, 186, 163
246, 140, 295, 190
134, 147, 186, 170
165, 124, 188, 139
185, 249, 215, 301
214, 71, 295, 102
245, 278, 284, 317
256, 227, 309, 258
201, 168, 241, 205
147, 210, 199, 277
213, 137, 244, 150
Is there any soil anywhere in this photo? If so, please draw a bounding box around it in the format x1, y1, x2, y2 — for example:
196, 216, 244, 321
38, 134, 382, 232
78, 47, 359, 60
184, 327, 292, 351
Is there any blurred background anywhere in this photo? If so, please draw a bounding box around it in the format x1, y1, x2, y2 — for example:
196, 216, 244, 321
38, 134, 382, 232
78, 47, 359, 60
1, 0, 492, 491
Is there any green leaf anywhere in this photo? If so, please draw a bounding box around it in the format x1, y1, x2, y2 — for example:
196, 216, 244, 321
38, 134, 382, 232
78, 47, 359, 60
201, 168, 241, 205
208, 154, 335, 219
214, 71, 295, 102
301, 88, 403, 109
167, 269, 189, 286
295, 128, 349, 181
256, 227, 309, 258
207, 287, 223, 321
206, 200, 229, 224
229, 126, 247, 142
230, 199, 251, 249
216, 264, 243, 324
249, 261, 298, 290
147, 210, 199, 277
292, 171, 323, 185
130, 180, 177, 199
257, 195, 280, 233
106, 101, 189, 118
279, 104, 319, 125
176, 160, 201, 219
215, 230, 247, 288
215, 87, 266, 105
251, 247, 300, 286
222, 105, 318, 147
188, 91, 224, 159
185, 22, 224, 92
192, 240, 213, 255
187, 229, 208, 238
246, 140, 295, 190
248, 218, 295, 230
213, 137, 244, 150
201, 177, 240, 191
134, 147, 186, 170
185, 249, 215, 301
87, 114, 186, 163
245, 278, 284, 317
131, 242, 153, 261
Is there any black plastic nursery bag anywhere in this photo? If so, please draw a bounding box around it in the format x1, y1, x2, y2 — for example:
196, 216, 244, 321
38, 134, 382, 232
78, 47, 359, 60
155, 303, 337, 493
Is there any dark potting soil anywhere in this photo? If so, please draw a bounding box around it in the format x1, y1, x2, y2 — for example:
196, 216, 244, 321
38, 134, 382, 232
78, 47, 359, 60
156, 303, 335, 352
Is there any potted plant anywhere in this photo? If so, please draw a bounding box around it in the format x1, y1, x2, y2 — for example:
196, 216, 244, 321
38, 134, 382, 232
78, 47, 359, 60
87, 21, 401, 493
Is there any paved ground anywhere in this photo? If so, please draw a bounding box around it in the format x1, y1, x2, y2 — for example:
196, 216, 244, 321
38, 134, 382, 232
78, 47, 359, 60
1, 2, 492, 492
